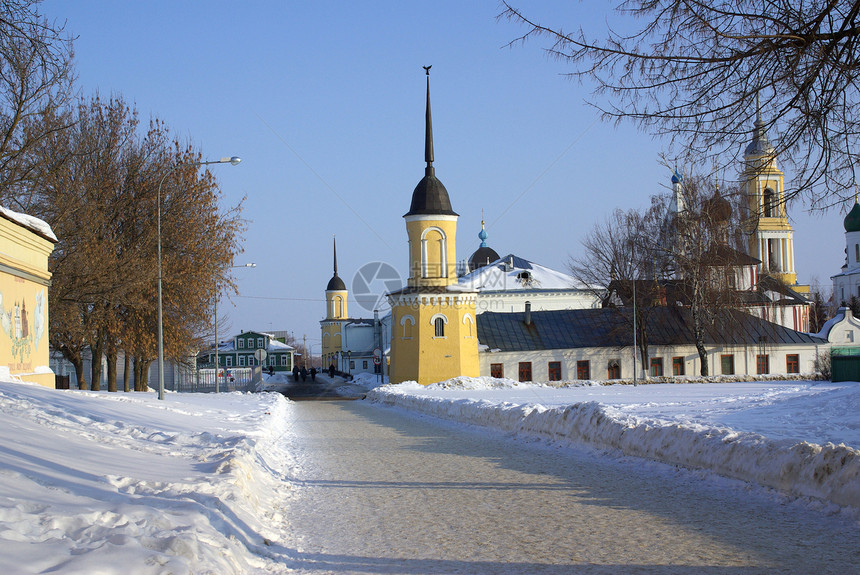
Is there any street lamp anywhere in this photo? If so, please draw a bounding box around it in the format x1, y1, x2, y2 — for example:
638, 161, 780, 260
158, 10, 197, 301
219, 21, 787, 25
158, 156, 241, 400
215, 262, 256, 393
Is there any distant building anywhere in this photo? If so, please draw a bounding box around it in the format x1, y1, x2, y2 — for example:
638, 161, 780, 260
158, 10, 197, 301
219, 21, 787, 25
198, 330, 294, 372
831, 199, 860, 304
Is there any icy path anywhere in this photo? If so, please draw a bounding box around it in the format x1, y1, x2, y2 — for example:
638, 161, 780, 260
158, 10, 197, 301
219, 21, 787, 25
280, 401, 859, 574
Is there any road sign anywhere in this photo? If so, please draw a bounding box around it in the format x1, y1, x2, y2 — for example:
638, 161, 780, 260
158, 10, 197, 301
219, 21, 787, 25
254, 348, 268, 362
373, 348, 382, 365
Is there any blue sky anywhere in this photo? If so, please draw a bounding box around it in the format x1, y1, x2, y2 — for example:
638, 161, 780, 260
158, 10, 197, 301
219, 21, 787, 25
40, 1, 846, 346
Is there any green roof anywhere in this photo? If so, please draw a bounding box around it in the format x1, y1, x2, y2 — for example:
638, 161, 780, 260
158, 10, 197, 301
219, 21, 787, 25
845, 200, 860, 232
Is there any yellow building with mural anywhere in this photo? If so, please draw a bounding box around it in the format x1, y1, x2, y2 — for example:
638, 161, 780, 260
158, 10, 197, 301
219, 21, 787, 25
320, 237, 349, 371
387, 68, 480, 385
0, 206, 55, 387
742, 101, 809, 294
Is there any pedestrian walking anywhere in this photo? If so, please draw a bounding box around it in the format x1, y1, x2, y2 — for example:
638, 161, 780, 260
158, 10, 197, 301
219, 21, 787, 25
301, 366, 308, 382
310, 367, 317, 382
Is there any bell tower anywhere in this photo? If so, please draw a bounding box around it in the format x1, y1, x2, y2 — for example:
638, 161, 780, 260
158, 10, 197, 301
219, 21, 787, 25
320, 236, 349, 370
741, 96, 808, 293
387, 67, 479, 385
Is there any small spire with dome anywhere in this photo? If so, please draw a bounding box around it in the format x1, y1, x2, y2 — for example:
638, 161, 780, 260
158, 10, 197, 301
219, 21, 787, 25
468, 211, 500, 272
326, 235, 346, 291
844, 184, 860, 232
478, 210, 488, 247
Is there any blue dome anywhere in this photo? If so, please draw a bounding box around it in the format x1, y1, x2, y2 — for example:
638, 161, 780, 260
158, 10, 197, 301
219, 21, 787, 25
671, 170, 682, 184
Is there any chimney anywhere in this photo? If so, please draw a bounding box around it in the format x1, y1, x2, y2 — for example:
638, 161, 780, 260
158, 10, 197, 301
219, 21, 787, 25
524, 301, 532, 326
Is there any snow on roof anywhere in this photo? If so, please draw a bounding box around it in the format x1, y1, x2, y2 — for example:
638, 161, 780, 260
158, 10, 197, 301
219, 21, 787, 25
0, 205, 57, 242
458, 253, 585, 292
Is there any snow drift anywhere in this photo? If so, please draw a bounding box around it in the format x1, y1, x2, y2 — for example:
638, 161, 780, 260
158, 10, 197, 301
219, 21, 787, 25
367, 379, 860, 509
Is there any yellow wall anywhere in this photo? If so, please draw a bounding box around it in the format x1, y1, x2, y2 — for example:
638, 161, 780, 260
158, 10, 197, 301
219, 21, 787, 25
389, 293, 479, 385
405, 216, 458, 287
0, 215, 54, 387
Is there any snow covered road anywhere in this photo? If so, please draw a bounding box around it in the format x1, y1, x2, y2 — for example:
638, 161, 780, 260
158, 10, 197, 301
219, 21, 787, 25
279, 400, 860, 574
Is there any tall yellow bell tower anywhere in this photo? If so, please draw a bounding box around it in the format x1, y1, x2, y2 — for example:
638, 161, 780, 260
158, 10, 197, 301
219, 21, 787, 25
387, 67, 479, 385
320, 236, 349, 370
741, 98, 808, 293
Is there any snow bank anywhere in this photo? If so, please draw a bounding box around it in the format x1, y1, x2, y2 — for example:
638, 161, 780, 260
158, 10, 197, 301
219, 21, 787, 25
367, 381, 860, 509
0, 382, 298, 573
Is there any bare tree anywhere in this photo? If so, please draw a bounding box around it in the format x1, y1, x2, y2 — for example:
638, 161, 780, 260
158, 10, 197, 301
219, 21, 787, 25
0, 0, 74, 207
28, 94, 246, 391
501, 1, 860, 208
644, 175, 749, 375
569, 208, 663, 375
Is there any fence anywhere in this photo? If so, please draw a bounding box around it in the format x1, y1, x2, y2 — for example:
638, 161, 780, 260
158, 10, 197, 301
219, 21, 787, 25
172, 366, 263, 393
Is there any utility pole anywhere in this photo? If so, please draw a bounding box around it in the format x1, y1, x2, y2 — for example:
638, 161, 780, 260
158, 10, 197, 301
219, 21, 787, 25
303, 334, 308, 368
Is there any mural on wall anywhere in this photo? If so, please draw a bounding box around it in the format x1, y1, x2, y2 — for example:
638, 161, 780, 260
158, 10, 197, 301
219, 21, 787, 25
1, 288, 46, 366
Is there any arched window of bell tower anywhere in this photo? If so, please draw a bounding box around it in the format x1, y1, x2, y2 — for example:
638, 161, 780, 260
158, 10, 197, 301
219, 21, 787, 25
331, 295, 343, 318
420, 227, 448, 279
763, 188, 775, 218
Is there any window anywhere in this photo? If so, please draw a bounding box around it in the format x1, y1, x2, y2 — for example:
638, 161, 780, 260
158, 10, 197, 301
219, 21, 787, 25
856, 244, 859, 263
650, 357, 664, 377
672, 357, 685, 376
490, 363, 504, 378
434, 317, 445, 337
226, 356, 233, 367
847, 331, 855, 343
281, 355, 289, 367
257, 337, 264, 348
548, 361, 561, 381
464, 314, 474, 338
786, 354, 799, 374
238, 355, 246, 367
349, 360, 355, 369
756, 354, 769, 375
402, 316, 414, 339
763, 188, 774, 217
363, 360, 368, 369
607, 360, 620, 379
721, 354, 735, 375
238, 339, 245, 349
576, 360, 590, 380
518, 362, 532, 382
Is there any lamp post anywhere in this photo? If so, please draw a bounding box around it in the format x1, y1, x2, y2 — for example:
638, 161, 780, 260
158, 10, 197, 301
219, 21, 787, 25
157, 156, 241, 401
215, 262, 256, 393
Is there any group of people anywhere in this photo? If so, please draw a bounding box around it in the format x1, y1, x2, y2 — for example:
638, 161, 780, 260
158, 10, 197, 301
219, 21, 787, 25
292, 365, 317, 382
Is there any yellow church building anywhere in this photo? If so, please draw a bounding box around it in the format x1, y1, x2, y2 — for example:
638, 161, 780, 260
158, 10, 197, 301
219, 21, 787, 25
0, 206, 55, 387
320, 236, 349, 371
741, 99, 809, 294
386, 68, 480, 385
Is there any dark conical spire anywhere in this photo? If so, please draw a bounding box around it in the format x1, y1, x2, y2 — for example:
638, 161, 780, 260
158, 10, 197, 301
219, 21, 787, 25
326, 235, 346, 291
405, 66, 457, 217
424, 65, 434, 176
745, 91, 774, 156
333, 235, 338, 275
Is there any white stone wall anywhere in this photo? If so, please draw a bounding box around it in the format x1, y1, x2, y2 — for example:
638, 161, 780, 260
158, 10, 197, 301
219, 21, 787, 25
480, 342, 824, 383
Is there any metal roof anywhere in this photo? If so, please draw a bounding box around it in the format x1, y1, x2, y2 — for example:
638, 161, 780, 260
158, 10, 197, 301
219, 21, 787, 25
477, 307, 826, 352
